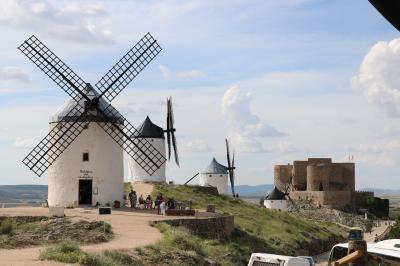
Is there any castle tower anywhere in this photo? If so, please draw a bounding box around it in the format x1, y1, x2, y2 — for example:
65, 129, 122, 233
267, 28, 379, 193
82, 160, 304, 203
128, 116, 166, 183
47, 87, 124, 207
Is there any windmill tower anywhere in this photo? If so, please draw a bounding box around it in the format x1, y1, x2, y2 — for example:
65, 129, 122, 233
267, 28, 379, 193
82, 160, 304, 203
199, 139, 236, 195
19, 33, 165, 207
128, 97, 179, 182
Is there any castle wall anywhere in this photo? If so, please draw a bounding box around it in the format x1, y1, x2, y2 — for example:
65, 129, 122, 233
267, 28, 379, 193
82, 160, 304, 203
354, 191, 374, 207
293, 160, 307, 190
307, 163, 331, 191
291, 191, 353, 208
274, 165, 293, 191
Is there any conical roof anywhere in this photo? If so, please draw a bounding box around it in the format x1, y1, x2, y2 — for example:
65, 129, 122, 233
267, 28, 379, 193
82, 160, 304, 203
49, 85, 123, 123
201, 157, 228, 174
265, 187, 286, 200
131, 116, 164, 139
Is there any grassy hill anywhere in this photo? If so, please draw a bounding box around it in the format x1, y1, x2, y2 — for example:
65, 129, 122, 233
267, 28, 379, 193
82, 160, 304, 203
42, 183, 345, 265
151, 184, 344, 256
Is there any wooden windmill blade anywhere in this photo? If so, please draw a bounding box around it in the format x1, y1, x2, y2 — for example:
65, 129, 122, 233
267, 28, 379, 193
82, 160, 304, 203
166, 98, 172, 160
95, 102, 166, 176
226, 139, 235, 196
22, 104, 89, 177
19, 33, 166, 177
18, 35, 88, 103
169, 97, 180, 166
95, 32, 162, 102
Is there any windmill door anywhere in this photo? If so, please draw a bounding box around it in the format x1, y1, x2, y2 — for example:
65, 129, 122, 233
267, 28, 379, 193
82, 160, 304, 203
79, 179, 92, 205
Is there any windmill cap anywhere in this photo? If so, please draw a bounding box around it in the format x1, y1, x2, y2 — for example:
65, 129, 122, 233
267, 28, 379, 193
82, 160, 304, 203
131, 116, 164, 139
201, 157, 228, 174
265, 187, 286, 200
49, 85, 123, 123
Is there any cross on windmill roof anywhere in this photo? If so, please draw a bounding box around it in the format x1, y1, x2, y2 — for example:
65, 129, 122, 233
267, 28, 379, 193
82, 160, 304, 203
19, 33, 166, 177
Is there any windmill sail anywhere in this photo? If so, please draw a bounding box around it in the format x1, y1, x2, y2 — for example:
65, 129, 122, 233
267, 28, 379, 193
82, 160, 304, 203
226, 139, 235, 197
19, 34, 165, 177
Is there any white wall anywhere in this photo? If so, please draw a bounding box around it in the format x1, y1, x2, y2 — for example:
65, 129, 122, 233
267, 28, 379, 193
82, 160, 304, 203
47, 122, 124, 207
264, 199, 287, 211
127, 138, 166, 183
199, 173, 228, 194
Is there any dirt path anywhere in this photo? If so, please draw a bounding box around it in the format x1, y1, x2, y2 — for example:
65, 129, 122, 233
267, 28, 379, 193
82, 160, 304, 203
0, 184, 178, 265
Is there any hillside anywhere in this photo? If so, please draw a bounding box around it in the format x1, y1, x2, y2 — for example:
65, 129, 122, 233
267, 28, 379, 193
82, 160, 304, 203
140, 183, 346, 264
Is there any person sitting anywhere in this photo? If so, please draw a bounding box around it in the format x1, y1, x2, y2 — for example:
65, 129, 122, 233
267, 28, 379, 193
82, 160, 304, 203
167, 198, 175, 209
145, 195, 152, 209
138, 194, 145, 209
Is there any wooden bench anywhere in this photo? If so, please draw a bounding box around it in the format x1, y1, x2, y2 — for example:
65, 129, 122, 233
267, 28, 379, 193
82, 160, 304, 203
165, 209, 195, 216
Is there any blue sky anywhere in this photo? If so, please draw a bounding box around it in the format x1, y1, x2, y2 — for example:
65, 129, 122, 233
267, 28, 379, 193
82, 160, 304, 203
0, 0, 399, 189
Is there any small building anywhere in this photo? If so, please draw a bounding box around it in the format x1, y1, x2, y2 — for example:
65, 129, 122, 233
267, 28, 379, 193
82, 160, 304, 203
199, 158, 228, 194
264, 187, 287, 211
47, 86, 123, 207
128, 116, 166, 183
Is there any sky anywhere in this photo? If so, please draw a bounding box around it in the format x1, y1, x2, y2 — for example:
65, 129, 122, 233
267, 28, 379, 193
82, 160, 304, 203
0, 0, 399, 189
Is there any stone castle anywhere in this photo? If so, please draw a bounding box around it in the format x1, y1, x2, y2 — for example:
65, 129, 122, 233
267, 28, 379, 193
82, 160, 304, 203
274, 158, 373, 209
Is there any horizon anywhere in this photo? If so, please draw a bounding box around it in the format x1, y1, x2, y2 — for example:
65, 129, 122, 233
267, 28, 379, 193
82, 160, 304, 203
0, 1, 400, 189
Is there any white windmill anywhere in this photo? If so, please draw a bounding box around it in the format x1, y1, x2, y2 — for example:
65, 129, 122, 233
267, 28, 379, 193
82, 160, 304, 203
128, 97, 179, 183
197, 139, 236, 196
19, 33, 165, 207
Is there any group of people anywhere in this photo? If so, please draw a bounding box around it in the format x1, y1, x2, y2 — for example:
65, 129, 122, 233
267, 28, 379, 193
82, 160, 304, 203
128, 190, 176, 214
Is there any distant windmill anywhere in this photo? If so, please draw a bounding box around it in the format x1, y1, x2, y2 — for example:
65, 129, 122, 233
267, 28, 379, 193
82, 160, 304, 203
19, 33, 165, 207
196, 139, 237, 196
128, 97, 179, 182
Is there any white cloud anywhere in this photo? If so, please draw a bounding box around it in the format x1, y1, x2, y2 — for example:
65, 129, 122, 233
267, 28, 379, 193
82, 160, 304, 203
0, 0, 113, 44
181, 139, 211, 153
159, 65, 204, 79
0, 66, 29, 83
352, 38, 400, 117
222, 85, 284, 153
13, 137, 36, 149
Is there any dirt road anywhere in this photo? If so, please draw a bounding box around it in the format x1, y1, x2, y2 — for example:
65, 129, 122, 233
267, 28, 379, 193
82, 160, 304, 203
0, 206, 173, 265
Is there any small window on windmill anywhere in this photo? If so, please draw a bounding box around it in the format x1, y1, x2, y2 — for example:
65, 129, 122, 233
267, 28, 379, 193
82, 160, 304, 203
220, 175, 222, 177
83, 152, 89, 162
209, 174, 212, 177
83, 124, 88, 130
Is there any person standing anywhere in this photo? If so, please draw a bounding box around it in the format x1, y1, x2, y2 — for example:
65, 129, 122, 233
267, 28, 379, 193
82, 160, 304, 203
129, 190, 137, 208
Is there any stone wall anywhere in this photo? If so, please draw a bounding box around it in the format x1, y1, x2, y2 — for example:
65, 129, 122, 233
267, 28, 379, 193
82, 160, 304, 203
354, 191, 374, 207
291, 191, 353, 208
293, 160, 307, 190
274, 165, 293, 191
153, 214, 234, 238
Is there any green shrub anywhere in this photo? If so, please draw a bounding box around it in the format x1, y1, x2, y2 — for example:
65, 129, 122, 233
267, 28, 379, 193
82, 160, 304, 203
389, 218, 400, 239
0, 219, 13, 235
39, 241, 87, 263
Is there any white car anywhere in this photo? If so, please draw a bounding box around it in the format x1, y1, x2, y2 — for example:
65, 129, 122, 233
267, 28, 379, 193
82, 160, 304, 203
248, 253, 310, 266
